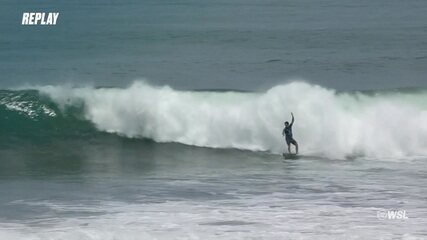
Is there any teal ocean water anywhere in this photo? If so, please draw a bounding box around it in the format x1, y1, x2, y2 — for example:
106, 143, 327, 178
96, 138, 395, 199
1, 0, 427, 239
1, 0, 427, 90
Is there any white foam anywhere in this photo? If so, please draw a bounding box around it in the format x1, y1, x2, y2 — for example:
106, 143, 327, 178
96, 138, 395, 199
38, 81, 427, 159
0, 197, 424, 240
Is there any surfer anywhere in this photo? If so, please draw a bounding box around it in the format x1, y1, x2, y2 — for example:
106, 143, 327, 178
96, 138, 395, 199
282, 112, 299, 154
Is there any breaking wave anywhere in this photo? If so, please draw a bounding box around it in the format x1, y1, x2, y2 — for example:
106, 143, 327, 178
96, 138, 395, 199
2, 81, 427, 159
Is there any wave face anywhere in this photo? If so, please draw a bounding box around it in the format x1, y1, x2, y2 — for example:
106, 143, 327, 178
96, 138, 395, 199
2, 81, 427, 158
0, 89, 93, 138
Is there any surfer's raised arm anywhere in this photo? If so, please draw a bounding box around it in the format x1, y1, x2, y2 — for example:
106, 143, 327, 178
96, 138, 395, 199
290, 112, 295, 126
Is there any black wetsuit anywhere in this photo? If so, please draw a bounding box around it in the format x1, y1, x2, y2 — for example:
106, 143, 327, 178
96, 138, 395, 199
283, 123, 296, 145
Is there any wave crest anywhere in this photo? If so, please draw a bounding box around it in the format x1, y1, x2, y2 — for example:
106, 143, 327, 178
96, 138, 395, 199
35, 81, 427, 159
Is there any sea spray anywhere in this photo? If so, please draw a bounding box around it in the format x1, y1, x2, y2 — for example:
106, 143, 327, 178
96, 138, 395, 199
31, 81, 427, 159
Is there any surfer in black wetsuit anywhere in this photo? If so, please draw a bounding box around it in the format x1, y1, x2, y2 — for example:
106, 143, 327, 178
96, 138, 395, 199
282, 112, 299, 154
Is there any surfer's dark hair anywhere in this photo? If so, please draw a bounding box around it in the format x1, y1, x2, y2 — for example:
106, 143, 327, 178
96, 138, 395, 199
285, 121, 289, 125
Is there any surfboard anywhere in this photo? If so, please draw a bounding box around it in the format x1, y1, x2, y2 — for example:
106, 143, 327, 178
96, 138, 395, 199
282, 153, 299, 159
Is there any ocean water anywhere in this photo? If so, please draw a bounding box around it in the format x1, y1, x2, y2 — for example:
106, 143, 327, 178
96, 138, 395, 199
1, 0, 427, 239
1, 0, 427, 89
1, 83, 427, 239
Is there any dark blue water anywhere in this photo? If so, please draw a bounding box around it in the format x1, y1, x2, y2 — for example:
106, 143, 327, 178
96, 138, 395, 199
1, 0, 427, 90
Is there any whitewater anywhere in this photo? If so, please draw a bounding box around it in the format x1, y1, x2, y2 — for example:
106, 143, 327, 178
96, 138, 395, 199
29, 81, 426, 159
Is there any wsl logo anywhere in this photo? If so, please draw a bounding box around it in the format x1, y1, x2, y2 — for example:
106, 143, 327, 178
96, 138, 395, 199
377, 210, 409, 220
22, 12, 59, 25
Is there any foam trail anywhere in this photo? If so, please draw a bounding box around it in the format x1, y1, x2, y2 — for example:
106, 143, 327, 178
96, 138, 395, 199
38, 81, 427, 159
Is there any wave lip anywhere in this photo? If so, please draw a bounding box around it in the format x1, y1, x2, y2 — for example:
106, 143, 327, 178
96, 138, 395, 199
30, 81, 427, 159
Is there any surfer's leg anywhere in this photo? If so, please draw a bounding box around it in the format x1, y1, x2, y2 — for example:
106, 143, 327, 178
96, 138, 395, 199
291, 139, 298, 154
286, 138, 291, 153
295, 141, 299, 154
